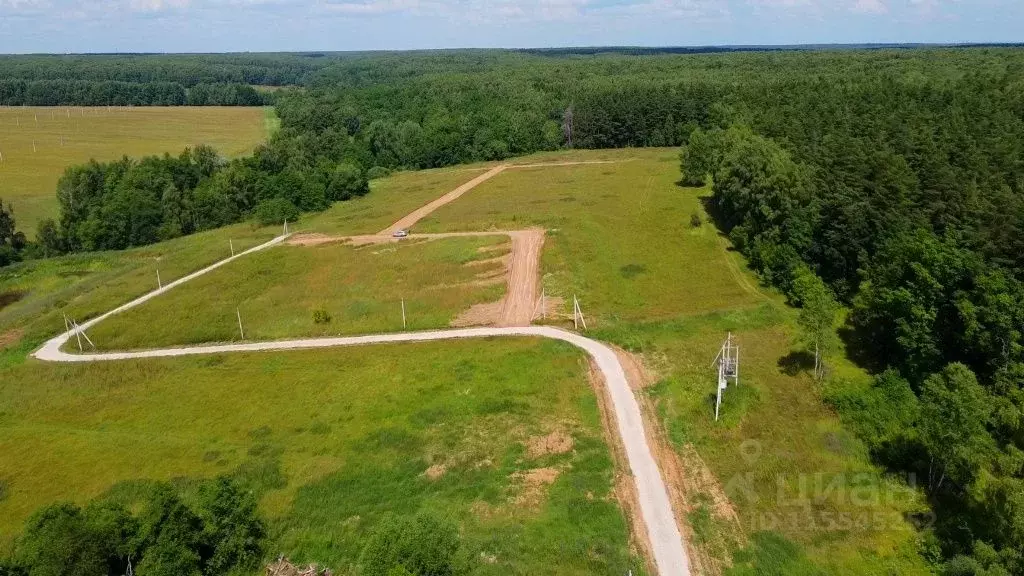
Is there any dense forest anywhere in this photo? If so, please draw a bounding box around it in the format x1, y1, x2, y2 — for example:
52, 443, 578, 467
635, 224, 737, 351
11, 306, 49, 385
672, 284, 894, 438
34, 145, 367, 255
4, 46, 1024, 574
0, 80, 269, 106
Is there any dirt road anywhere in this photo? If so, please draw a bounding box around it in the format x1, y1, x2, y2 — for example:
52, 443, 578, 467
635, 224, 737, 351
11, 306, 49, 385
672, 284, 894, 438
379, 164, 508, 235
499, 229, 543, 326
34, 322, 688, 576
288, 229, 544, 327
33, 160, 691, 576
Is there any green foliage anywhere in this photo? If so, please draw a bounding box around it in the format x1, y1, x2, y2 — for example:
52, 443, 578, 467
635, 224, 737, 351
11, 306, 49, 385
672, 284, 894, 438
254, 197, 299, 226
712, 126, 814, 263
5, 478, 266, 576
689, 211, 702, 228
919, 364, 996, 489
358, 512, 464, 576
312, 309, 331, 324
828, 369, 920, 452
366, 166, 392, 180
0, 199, 27, 267
679, 127, 717, 187
792, 267, 838, 380
327, 163, 369, 201
14, 503, 119, 576
199, 478, 266, 575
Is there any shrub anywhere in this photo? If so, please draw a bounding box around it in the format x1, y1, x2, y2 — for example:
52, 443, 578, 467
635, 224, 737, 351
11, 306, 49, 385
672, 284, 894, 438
199, 477, 266, 575
327, 163, 369, 201
689, 211, 702, 228
312, 309, 331, 324
359, 512, 464, 576
254, 198, 299, 226
366, 166, 392, 180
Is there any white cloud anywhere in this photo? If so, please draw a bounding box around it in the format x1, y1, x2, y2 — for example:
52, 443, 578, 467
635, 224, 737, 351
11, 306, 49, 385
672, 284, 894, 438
851, 0, 886, 14
129, 0, 190, 11
0, 0, 50, 12
321, 0, 426, 15
748, 0, 813, 8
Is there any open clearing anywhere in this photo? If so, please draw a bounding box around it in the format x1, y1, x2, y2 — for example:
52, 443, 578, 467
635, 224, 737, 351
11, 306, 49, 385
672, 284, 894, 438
2, 338, 645, 574
86, 235, 509, 350
0, 106, 270, 235
0, 221, 278, 361
2, 148, 931, 575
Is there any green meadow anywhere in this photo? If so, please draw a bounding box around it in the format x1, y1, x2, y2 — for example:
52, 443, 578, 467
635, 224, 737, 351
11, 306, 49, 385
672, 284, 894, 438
0, 221, 278, 362
301, 167, 494, 236
418, 148, 931, 574
87, 236, 509, 351
417, 149, 762, 324
0, 338, 644, 574
0, 148, 932, 574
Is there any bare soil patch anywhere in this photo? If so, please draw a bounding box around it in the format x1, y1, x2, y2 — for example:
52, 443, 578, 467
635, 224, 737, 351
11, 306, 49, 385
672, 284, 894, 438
526, 429, 574, 458
450, 301, 504, 327
284, 233, 341, 247
497, 229, 545, 327
614, 347, 661, 390
424, 463, 447, 480
510, 467, 561, 508
0, 328, 24, 350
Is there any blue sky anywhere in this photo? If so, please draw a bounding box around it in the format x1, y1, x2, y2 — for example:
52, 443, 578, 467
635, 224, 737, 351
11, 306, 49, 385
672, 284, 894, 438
0, 0, 1020, 53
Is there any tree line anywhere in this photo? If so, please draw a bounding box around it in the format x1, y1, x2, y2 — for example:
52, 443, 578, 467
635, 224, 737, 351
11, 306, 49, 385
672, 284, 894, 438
0, 477, 265, 576
0, 477, 467, 576
32, 143, 367, 256
0, 53, 327, 86
680, 75, 1024, 572
0, 80, 269, 106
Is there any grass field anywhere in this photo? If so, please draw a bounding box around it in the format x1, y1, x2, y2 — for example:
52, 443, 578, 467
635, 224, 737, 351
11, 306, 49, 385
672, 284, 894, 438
0, 106, 270, 235
0, 338, 644, 574
302, 166, 493, 236
0, 148, 932, 574
0, 221, 278, 363
417, 149, 764, 325
413, 149, 931, 574
86, 236, 509, 351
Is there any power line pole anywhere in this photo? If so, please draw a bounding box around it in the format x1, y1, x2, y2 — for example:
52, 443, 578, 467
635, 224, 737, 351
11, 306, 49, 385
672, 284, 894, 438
711, 332, 740, 421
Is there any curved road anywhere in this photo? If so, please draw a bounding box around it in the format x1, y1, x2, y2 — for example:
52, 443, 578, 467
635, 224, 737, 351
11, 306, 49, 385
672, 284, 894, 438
34, 225, 690, 574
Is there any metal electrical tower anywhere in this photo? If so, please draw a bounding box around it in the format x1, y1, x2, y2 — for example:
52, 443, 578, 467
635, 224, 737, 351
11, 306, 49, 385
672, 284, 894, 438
711, 332, 740, 421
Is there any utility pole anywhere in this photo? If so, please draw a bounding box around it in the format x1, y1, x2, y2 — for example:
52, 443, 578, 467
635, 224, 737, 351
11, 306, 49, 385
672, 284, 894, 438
573, 295, 587, 331
711, 332, 740, 421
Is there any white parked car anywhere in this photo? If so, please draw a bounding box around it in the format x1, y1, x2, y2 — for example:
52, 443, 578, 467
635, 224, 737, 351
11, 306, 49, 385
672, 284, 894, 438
392, 229, 409, 238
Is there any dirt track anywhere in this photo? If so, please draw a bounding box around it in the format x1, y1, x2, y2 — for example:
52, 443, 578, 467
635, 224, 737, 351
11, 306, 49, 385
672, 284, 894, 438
379, 164, 508, 235
32, 160, 690, 576
288, 229, 544, 327
33, 295, 690, 576
377, 160, 631, 236
499, 229, 544, 326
